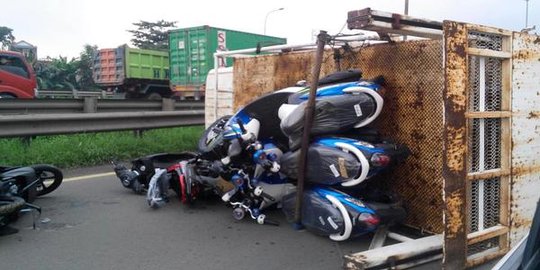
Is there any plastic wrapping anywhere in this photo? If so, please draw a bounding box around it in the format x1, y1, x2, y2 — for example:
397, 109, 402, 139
282, 187, 393, 240
280, 94, 377, 150
146, 169, 170, 208
282, 189, 344, 236
279, 145, 361, 185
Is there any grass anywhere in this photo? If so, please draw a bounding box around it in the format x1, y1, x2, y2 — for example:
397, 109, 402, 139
0, 126, 204, 168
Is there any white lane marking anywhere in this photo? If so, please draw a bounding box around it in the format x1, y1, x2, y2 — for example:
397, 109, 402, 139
63, 172, 116, 182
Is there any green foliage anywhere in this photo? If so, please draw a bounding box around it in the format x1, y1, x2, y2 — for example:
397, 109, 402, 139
35, 44, 99, 90
76, 44, 99, 90
128, 20, 176, 50
35, 56, 79, 90
0, 126, 203, 168
0, 26, 15, 50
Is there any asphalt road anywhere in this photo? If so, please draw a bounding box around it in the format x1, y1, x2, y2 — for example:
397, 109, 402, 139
0, 165, 495, 270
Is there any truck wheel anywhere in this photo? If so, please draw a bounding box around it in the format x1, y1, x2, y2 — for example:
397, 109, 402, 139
145, 92, 162, 100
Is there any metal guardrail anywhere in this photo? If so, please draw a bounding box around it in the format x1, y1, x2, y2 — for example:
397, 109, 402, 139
0, 98, 205, 138
36, 90, 116, 99
0, 98, 204, 114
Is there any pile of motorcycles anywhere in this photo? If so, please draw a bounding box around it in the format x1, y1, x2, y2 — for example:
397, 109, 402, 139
114, 70, 410, 241
0, 164, 63, 235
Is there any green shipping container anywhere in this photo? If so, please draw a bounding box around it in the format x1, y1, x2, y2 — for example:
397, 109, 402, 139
168, 25, 286, 91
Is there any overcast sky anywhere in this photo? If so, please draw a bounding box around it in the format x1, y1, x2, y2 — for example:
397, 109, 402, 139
3, 0, 539, 59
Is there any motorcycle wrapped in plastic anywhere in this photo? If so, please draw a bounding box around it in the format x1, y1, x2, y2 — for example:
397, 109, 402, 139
112, 70, 408, 241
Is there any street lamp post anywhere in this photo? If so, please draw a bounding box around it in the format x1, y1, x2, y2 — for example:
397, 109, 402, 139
264, 8, 284, 35
525, 0, 529, 28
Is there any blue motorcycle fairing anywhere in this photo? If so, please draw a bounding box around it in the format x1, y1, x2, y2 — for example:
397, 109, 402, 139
313, 137, 385, 154
311, 186, 375, 215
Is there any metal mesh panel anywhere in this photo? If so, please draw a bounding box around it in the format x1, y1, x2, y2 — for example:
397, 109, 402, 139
485, 59, 503, 111
485, 118, 502, 170
469, 119, 481, 172
468, 178, 501, 233
468, 56, 503, 112
484, 177, 501, 228
338, 40, 445, 233
468, 119, 502, 173
468, 31, 503, 51
467, 237, 500, 257
469, 180, 480, 232
466, 28, 505, 259
469, 56, 481, 111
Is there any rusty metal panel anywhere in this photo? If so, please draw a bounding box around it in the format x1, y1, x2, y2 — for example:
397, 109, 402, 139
232, 51, 336, 111
233, 40, 446, 233
341, 40, 445, 234
442, 20, 469, 270
510, 32, 540, 246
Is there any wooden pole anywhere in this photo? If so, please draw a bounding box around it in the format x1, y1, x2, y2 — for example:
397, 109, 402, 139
293, 31, 329, 226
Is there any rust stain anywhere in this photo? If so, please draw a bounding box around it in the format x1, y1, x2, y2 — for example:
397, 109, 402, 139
444, 22, 468, 113
513, 49, 538, 61
511, 214, 533, 229
527, 111, 540, 119
445, 126, 466, 173
512, 165, 540, 177
445, 189, 465, 238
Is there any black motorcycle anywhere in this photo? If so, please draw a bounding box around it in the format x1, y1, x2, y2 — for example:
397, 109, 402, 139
0, 164, 63, 235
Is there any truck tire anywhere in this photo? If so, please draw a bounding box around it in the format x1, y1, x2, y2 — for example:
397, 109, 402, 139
145, 92, 162, 100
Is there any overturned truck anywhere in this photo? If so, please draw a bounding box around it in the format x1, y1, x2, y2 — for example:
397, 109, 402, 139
210, 8, 540, 270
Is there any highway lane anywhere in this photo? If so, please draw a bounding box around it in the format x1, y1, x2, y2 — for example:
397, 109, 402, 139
0, 165, 496, 269
0, 166, 366, 270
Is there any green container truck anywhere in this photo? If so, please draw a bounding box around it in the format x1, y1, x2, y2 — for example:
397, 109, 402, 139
169, 25, 286, 98
92, 45, 170, 99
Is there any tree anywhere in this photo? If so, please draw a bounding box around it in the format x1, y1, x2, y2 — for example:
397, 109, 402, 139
35, 56, 79, 90
0, 26, 15, 50
127, 20, 176, 50
76, 44, 98, 90
35, 45, 99, 90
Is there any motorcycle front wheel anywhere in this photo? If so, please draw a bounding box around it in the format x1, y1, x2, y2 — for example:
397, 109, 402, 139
197, 115, 231, 158
32, 165, 63, 197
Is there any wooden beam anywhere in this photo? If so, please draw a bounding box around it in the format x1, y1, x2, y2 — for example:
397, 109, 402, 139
465, 111, 512, 118
343, 235, 443, 270
499, 33, 513, 252
467, 225, 509, 245
466, 249, 509, 268
467, 48, 512, 58
467, 24, 513, 36
466, 169, 511, 181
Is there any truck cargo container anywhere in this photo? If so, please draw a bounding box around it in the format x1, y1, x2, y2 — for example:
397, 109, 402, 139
169, 25, 286, 99
92, 45, 170, 99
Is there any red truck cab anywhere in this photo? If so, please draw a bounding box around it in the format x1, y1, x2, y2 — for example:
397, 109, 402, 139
0, 51, 37, 99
